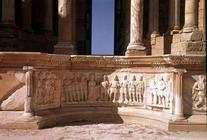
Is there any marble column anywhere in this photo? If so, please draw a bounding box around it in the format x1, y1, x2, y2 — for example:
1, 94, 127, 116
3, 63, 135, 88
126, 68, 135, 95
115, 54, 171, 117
169, 0, 180, 33
54, 0, 76, 54
21, 0, 33, 31
1, 0, 15, 23
22, 66, 34, 118
183, 0, 198, 32
125, 0, 146, 56
44, 0, 53, 33
148, 0, 159, 36
172, 69, 186, 121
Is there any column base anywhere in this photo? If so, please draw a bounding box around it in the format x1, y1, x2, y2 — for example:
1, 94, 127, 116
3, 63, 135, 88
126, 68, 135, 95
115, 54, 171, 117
125, 44, 146, 56
172, 114, 186, 122
54, 42, 77, 55
22, 112, 34, 118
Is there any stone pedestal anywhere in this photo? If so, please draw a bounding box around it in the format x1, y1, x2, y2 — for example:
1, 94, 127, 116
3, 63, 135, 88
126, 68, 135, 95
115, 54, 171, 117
54, 0, 76, 54
125, 0, 146, 56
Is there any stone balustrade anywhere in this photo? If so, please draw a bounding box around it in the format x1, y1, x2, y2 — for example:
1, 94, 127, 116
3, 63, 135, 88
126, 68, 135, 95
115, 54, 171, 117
0, 52, 206, 130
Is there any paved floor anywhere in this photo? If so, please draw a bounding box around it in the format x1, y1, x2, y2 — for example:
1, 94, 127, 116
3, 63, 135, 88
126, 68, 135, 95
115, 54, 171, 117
0, 123, 206, 140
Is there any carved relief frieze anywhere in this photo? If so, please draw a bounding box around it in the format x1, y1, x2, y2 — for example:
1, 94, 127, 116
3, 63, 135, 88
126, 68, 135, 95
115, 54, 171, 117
34, 71, 61, 110
192, 75, 206, 111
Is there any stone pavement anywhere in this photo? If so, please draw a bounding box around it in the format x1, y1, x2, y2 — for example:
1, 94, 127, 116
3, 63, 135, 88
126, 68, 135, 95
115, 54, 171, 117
0, 123, 206, 140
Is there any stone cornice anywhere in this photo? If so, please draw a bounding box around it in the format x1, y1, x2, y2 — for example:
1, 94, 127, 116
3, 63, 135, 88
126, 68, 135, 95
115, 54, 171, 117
0, 53, 205, 70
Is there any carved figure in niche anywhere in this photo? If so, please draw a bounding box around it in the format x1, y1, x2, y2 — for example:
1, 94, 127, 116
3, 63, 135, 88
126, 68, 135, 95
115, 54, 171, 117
80, 75, 88, 101
150, 79, 158, 105
101, 75, 110, 101
164, 75, 173, 107
128, 75, 136, 103
49, 72, 57, 102
73, 74, 81, 102
136, 75, 145, 103
109, 75, 120, 102
35, 72, 47, 105
119, 75, 129, 103
63, 78, 73, 102
88, 74, 97, 101
192, 75, 206, 110
156, 75, 166, 106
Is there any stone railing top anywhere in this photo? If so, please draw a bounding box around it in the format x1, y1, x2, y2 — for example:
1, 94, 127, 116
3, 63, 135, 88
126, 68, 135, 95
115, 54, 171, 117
0, 52, 205, 70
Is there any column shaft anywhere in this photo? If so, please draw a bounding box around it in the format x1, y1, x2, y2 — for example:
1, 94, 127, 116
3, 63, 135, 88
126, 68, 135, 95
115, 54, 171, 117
126, 0, 145, 56
169, 0, 180, 32
21, 0, 33, 31
23, 66, 34, 118
54, 0, 76, 54
148, 0, 159, 35
183, 0, 198, 32
173, 69, 186, 121
2, 0, 15, 22
44, 0, 53, 32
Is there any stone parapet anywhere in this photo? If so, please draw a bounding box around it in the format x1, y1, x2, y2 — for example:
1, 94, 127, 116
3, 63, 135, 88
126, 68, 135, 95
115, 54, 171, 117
0, 53, 206, 130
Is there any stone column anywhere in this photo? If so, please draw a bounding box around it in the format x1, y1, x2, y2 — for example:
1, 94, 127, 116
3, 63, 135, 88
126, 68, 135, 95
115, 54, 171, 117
125, 0, 146, 56
148, 0, 159, 36
1, 0, 15, 23
172, 69, 186, 121
169, 0, 180, 33
44, 0, 53, 33
21, 0, 33, 31
183, 0, 198, 32
54, 0, 76, 54
22, 66, 34, 118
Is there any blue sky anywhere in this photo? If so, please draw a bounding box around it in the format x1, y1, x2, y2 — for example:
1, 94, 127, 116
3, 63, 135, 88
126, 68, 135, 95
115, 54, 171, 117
92, 0, 115, 55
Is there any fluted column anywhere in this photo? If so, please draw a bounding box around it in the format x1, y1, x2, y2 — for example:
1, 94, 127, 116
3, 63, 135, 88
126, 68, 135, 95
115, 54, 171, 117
148, 0, 159, 36
172, 69, 186, 121
126, 0, 146, 56
183, 0, 198, 32
21, 0, 33, 31
54, 0, 76, 54
1, 0, 15, 23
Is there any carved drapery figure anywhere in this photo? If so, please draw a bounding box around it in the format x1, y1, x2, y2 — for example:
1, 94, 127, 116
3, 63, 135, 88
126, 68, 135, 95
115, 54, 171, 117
73, 74, 81, 102
80, 75, 88, 101
88, 74, 97, 101
156, 75, 166, 106
119, 75, 129, 103
164, 75, 173, 108
109, 75, 120, 102
150, 79, 158, 105
136, 75, 145, 103
63, 77, 73, 102
128, 75, 136, 103
192, 75, 206, 111
101, 75, 110, 101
